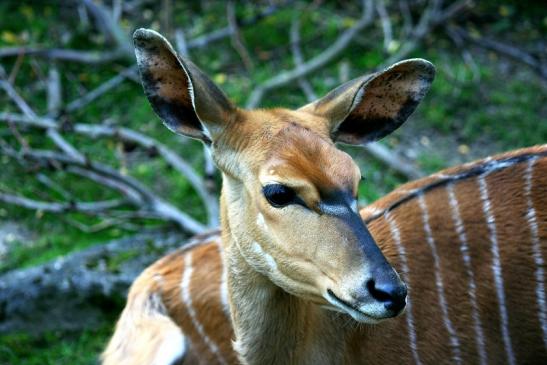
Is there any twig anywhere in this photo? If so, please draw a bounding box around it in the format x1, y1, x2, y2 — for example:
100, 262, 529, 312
47, 64, 62, 115
66, 66, 138, 113
18, 148, 205, 234
376, 0, 393, 53
362, 143, 422, 180
175, 28, 189, 57
112, 0, 123, 23
0, 1, 290, 65
290, 15, 317, 101
398, 0, 413, 39
36, 173, 72, 200
187, 2, 291, 49
246, 0, 374, 108
227, 1, 254, 72
450, 25, 547, 80
444, 26, 480, 82
0, 112, 218, 225
0, 192, 125, 214
0, 47, 126, 64
81, 0, 132, 56
0, 67, 84, 161
160, 0, 172, 35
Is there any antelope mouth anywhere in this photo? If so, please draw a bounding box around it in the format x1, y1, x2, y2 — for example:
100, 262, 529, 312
325, 289, 383, 323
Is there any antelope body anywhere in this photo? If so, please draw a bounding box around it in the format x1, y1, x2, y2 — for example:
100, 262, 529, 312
103, 29, 547, 365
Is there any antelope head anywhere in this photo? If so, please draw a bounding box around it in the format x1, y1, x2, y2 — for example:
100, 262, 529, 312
134, 29, 435, 323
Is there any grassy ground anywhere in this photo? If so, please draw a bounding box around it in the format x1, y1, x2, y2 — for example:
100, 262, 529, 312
0, 1, 545, 363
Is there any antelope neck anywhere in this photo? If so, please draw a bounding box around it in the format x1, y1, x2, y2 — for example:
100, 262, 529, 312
220, 193, 346, 365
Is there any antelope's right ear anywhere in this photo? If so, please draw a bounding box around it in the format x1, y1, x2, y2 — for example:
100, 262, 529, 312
133, 28, 235, 143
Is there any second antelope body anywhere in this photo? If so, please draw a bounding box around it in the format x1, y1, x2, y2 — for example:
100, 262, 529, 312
103, 29, 547, 364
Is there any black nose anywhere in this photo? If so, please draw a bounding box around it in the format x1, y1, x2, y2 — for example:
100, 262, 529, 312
366, 278, 407, 314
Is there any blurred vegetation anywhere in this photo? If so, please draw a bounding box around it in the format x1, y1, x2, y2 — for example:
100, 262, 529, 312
0, 0, 545, 363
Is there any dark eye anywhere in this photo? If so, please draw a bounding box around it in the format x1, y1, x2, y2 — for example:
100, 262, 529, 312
263, 184, 296, 208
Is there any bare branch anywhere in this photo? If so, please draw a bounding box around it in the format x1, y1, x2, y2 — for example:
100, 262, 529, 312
246, 0, 374, 108
362, 143, 422, 180
380, 0, 473, 68
112, 0, 123, 23
46, 64, 62, 115
398, 0, 413, 39
376, 0, 393, 52
66, 66, 138, 113
445, 26, 480, 82
187, 2, 291, 49
227, 1, 254, 72
0, 112, 218, 225
0, 2, 289, 65
23, 148, 205, 234
0, 192, 125, 214
80, 0, 132, 57
0, 68, 84, 161
0, 47, 126, 64
450, 25, 547, 80
290, 14, 317, 101
175, 28, 189, 57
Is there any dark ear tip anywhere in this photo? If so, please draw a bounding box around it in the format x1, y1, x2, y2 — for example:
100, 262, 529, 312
133, 28, 173, 51
133, 28, 156, 41
391, 58, 436, 81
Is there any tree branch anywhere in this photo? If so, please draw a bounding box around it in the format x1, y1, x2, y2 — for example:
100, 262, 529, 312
0, 112, 218, 226
246, 0, 374, 108
450, 25, 547, 80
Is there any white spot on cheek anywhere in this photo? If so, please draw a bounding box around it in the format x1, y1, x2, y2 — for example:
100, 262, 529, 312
351, 200, 359, 214
256, 213, 267, 230
251, 241, 277, 271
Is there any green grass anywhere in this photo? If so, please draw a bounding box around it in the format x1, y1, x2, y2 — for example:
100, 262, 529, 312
0, 326, 112, 365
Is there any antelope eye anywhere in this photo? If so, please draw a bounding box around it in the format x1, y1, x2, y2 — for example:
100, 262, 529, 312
262, 184, 296, 208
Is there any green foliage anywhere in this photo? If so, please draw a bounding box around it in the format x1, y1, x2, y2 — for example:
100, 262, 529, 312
0, 326, 111, 365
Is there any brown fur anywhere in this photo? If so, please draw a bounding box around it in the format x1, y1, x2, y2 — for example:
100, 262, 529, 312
104, 146, 547, 364
104, 29, 546, 364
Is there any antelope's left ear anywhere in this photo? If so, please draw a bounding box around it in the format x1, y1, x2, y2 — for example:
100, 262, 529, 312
299, 59, 435, 144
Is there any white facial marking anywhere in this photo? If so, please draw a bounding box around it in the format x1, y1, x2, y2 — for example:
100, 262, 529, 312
256, 213, 267, 230
351, 199, 359, 214
251, 241, 277, 271
478, 173, 515, 365
418, 194, 462, 365
215, 241, 231, 317
181, 252, 227, 365
447, 183, 488, 365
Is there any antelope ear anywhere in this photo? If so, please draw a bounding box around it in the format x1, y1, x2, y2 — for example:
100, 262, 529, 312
299, 59, 435, 145
133, 28, 235, 143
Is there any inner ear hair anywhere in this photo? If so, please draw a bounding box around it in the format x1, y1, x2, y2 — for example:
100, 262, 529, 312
133, 28, 235, 144
300, 59, 435, 145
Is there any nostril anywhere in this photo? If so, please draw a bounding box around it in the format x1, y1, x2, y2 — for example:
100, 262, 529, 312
366, 279, 391, 302
366, 279, 407, 314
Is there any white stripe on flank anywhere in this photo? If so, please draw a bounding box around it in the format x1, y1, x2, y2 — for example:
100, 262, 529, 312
152, 329, 186, 365
478, 173, 516, 365
524, 158, 547, 348
385, 211, 421, 365
181, 252, 227, 365
447, 183, 488, 365
418, 194, 462, 365
215, 241, 231, 317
